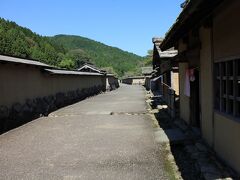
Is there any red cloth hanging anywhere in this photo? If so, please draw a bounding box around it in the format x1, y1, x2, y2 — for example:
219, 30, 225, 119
189, 69, 195, 82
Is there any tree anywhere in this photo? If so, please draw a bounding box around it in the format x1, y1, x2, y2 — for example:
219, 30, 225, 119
144, 50, 153, 66
101, 67, 117, 75
59, 57, 75, 69
0, 17, 144, 77
11, 38, 29, 58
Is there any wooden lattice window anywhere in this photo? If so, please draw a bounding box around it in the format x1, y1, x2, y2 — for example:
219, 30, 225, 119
214, 60, 240, 118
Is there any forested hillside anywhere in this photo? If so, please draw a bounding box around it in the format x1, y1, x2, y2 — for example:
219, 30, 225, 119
0, 18, 66, 67
0, 18, 144, 77
49, 35, 144, 76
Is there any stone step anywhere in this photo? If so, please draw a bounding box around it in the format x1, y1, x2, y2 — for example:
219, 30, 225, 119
164, 128, 187, 144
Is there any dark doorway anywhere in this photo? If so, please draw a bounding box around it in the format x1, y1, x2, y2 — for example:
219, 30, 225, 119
166, 71, 171, 87
190, 69, 200, 128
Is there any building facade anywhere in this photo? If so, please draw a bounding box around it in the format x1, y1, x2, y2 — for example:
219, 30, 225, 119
152, 38, 179, 95
152, 38, 179, 118
160, 0, 240, 173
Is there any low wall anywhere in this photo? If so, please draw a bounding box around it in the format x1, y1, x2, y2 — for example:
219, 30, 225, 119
122, 78, 133, 85
144, 77, 151, 91
122, 77, 145, 85
106, 75, 120, 91
0, 62, 106, 132
132, 78, 145, 85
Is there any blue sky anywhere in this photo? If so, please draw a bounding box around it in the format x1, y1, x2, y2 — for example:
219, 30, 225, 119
1, 0, 182, 56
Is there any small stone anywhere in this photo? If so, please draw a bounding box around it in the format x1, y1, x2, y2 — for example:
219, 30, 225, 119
197, 157, 210, 167
192, 127, 201, 137
146, 99, 152, 103
200, 164, 221, 175
165, 128, 186, 144
50, 104, 57, 111
157, 105, 168, 109
46, 95, 54, 104
191, 152, 205, 160
167, 154, 175, 161
26, 99, 34, 107
12, 103, 22, 113
213, 160, 225, 171
195, 143, 208, 152
202, 172, 222, 180
185, 145, 198, 154
174, 120, 188, 131
224, 167, 238, 178
22, 104, 32, 114
0, 106, 9, 119
149, 109, 159, 114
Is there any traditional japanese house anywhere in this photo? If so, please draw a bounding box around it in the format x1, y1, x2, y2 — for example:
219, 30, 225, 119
152, 38, 179, 95
122, 76, 145, 85
78, 63, 106, 74
160, 0, 240, 173
152, 38, 179, 117
78, 63, 119, 90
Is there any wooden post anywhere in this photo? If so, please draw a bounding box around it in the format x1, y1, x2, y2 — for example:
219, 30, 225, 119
170, 89, 176, 119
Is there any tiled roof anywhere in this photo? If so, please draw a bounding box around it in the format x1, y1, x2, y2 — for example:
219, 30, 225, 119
160, 0, 223, 50
44, 69, 103, 76
0, 55, 51, 67
78, 64, 102, 73
159, 50, 178, 58
152, 38, 178, 58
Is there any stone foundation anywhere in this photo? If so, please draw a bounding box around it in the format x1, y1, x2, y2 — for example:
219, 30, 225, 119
0, 85, 104, 133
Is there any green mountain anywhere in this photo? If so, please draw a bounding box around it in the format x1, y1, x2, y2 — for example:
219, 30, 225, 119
0, 17, 144, 77
49, 35, 144, 76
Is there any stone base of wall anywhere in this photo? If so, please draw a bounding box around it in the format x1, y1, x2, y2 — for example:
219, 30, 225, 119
0, 85, 105, 134
108, 82, 120, 91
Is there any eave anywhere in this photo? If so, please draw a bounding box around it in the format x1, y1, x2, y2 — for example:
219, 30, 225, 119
160, 0, 224, 51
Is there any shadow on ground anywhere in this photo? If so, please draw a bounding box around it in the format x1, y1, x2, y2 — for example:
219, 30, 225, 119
151, 99, 201, 180
149, 96, 238, 180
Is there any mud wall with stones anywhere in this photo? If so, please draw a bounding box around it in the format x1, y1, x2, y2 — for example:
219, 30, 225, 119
122, 78, 133, 85
0, 63, 106, 133
106, 75, 119, 91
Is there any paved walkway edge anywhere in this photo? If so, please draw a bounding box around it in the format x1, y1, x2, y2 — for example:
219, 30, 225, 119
145, 91, 183, 180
